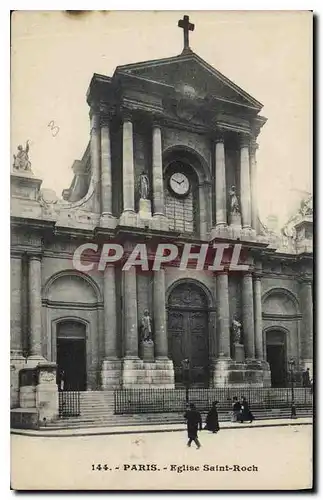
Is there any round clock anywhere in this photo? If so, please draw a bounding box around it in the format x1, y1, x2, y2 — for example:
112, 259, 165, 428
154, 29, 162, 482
169, 172, 190, 197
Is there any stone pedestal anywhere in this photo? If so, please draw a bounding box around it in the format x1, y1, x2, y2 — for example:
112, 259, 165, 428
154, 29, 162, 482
230, 212, 242, 227
101, 358, 122, 389
19, 367, 37, 408
212, 358, 271, 388
140, 341, 154, 361
35, 363, 58, 424
233, 343, 245, 362
122, 358, 174, 388
212, 357, 232, 387
10, 352, 26, 408
139, 198, 152, 219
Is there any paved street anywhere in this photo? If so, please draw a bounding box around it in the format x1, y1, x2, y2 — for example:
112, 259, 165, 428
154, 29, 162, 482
11, 424, 312, 491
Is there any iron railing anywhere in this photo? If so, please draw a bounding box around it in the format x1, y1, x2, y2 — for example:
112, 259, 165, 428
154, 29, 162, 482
114, 387, 313, 415
58, 391, 80, 417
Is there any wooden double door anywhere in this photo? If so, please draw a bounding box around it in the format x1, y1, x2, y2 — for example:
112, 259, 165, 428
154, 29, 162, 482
168, 283, 209, 387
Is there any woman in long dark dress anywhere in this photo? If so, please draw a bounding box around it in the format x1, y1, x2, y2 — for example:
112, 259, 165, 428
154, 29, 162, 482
240, 397, 254, 423
205, 401, 220, 433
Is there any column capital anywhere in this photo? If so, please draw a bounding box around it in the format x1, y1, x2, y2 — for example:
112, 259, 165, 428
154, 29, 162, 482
100, 108, 116, 127
253, 272, 262, 281
90, 109, 101, 131
151, 114, 164, 128
239, 132, 251, 148
214, 129, 225, 143
120, 106, 134, 123
11, 250, 24, 259
242, 270, 253, 278
250, 138, 259, 154
215, 269, 228, 277
28, 252, 42, 262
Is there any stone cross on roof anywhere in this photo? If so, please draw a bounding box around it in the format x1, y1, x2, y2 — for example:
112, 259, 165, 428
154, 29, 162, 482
178, 15, 195, 53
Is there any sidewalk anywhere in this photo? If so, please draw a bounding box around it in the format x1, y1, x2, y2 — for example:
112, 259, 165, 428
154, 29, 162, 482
11, 416, 312, 438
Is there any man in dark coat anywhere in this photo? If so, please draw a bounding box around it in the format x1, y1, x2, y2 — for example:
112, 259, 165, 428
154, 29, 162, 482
184, 403, 202, 448
205, 401, 220, 433
239, 397, 254, 423
232, 396, 241, 422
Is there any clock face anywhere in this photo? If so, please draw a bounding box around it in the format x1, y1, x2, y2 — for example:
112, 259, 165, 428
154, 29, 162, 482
169, 172, 190, 197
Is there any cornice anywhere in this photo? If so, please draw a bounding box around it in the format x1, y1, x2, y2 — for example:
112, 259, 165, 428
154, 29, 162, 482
42, 299, 104, 310
262, 313, 302, 321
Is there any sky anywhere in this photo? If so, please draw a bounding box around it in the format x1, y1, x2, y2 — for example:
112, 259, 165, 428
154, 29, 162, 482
11, 10, 312, 226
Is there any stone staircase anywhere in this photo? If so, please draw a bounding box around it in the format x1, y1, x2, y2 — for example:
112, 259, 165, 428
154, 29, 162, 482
40, 391, 313, 430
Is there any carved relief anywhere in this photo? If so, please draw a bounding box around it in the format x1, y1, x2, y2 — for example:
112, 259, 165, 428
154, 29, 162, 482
168, 283, 208, 308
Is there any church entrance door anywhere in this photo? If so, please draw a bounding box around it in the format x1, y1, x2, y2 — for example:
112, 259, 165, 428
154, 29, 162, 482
266, 330, 287, 387
56, 321, 87, 391
168, 283, 209, 387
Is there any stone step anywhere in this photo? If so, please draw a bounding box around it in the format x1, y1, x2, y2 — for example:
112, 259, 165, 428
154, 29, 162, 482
43, 408, 312, 429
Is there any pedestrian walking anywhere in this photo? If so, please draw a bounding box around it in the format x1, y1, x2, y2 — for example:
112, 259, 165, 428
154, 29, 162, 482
231, 396, 241, 422
239, 397, 255, 423
291, 401, 297, 419
205, 401, 220, 433
302, 368, 311, 387
184, 403, 202, 448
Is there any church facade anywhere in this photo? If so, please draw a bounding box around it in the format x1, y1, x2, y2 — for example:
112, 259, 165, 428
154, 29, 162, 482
10, 18, 313, 407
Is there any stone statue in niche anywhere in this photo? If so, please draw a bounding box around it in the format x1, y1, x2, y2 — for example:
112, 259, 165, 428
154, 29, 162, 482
232, 317, 242, 344
229, 185, 240, 214
13, 141, 31, 171
140, 309, 153, 343
139, 171, 150, 200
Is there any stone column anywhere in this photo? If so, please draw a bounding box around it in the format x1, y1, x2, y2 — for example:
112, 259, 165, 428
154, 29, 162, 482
215, 132, 227, 226
11, 253, 25, 408
11, 254, 23, 358
122, 111, 135, 214
152, 122, 165, 216
123, 267, 138, 358
101, 116, 113, 216
199, 183, 208, 240
242, 272, 255, 359
240, 134, 252, 228
216, 271, 230, 357
250, 139, 259, 231
300, 277, 313, 370
253, 270, 263, 359
103, 265, 117, 358
153, 269, 168, 358
90, 107, 101, 213
101, 264, 122, 389
28, 255, 44, 362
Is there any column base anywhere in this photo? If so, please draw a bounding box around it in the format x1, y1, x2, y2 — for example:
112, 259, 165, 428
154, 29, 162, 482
100, 213, 118, 229
210, 224, 229, 240
25, 355, 47, 368
241, 227, 257, 241
119, 210, 138, 227
122, 358, 174, 388
101, 358, 122, 389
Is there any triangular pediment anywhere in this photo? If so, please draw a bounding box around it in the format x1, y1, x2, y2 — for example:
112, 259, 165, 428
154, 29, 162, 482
115, 51, 263, 110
